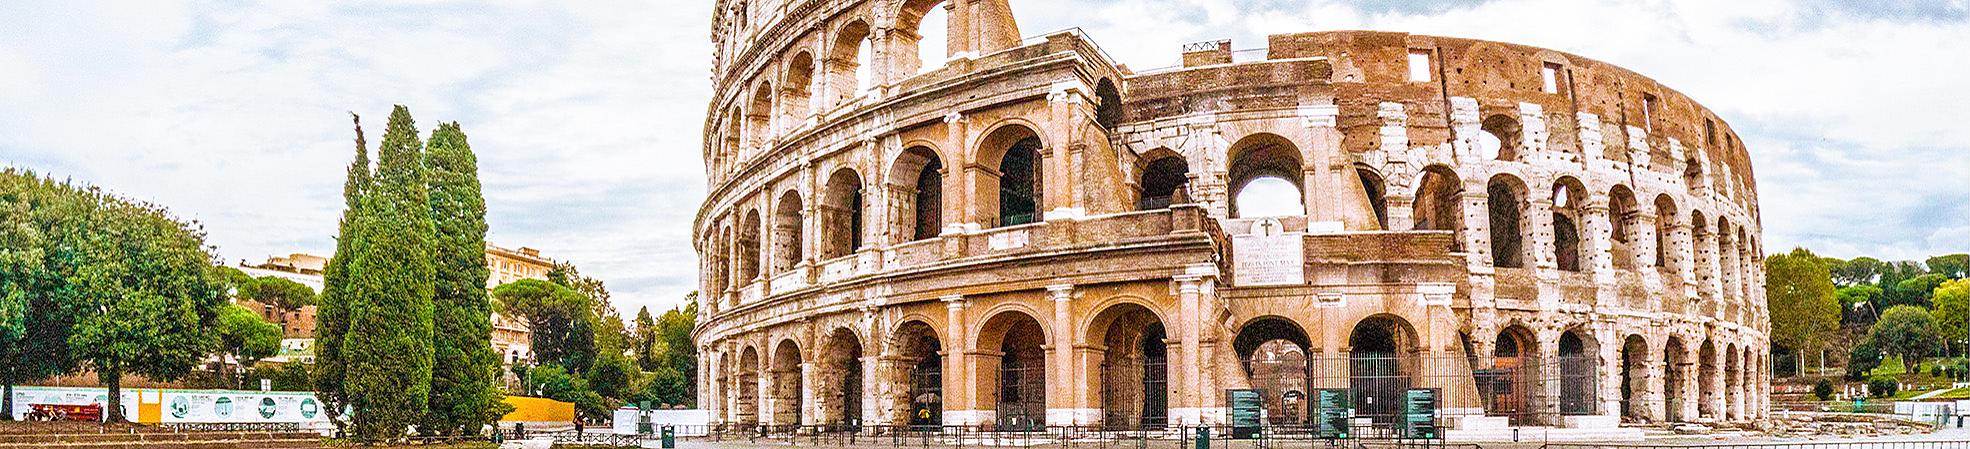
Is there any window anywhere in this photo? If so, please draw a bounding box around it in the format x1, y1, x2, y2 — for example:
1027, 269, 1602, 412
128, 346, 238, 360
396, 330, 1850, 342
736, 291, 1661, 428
1541, 63, 1562, 94
1641, 93, 1658, 132
1407, 51, 1432, 82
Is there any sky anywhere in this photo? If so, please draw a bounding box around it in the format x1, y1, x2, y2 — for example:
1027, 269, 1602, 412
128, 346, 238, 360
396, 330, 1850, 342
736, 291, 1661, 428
1, 0, 1965, 316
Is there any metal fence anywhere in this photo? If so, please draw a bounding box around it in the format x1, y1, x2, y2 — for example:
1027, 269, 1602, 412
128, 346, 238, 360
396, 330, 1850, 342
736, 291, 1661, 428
622, 423, 1456, 448
1544, 442, 1970, 449
1242, 354, 1598, 428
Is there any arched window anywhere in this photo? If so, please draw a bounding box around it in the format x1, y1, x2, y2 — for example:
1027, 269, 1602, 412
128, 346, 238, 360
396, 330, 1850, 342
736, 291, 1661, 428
1479, 114, 1522, 161
739, 210, 762, 282
821, 169, 864, 259
900, 0, 949, 75
1608, 186, 1640, 270
772, 190, 804, 272
1653, 195, 1677, 269
1487, 175, 1527, 268
1552, 178, 1587, 272
1228, 133, 1304, 218
1096, 78, 1123, 128
1413, 166, 1463, 251
981, 126, 1045, 228
782, 52, 816, 126
747, 81, 774, 146
1234, 317, 1311, 425
1683, 157, 1704, 192
890, 146, 945, 241
1137, 154, 1188, 210
1357, 167, 1387, 230
828, 20, 873, 106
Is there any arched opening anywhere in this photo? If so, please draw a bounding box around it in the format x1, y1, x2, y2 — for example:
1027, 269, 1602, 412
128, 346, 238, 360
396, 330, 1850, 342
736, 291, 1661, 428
1413, 165, 1464, 251
1552, 178, 1587, 272
1718, 219, 1739, 299
1487, 175, 1528, 268
1558, 329, 1599, 416
981, 126, 1045, 227
724, 105, 743, 161
1609, 186, 1640, 270
1483, 325, 1539, 424
821, 328, 864, 429
1095, 78, 1123, 128
1653, 195, 1678, 269
1357, 167, 1388, 230
1091, 303, 1169, 430
889, 147, 946, 241
821, 169, 865, 259
887, 321, 943, 428
771, 340, 804, 426
1663, 337, 1690, 422
783, 52, 816, 126
1683, 157, 1704, 192
1479, 114, 1522, 161
1137, 154, 1189, 210
899, 0, 949, 75
1698, 340, 1718, 420
739, 210, 762, 283
1620, 335, 1649, 421
748, 81, 774, 147
737, 346, 761, 425
828, 20, 873, 106
1234, 317, 1311, 425
1691, 212, 1713, 297
1228, 133, 1304, 218
710, 226, 731, 298
771, 191, 804, 273
1349, 315, 1417, 425
978, 311, 1047, 430
1726, 346, 1743, 420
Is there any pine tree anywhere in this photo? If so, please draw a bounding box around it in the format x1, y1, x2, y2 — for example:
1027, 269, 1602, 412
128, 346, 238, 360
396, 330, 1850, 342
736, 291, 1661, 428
343, 105, 437, 440
421, 122, 507, 435
315, 113, 371, 430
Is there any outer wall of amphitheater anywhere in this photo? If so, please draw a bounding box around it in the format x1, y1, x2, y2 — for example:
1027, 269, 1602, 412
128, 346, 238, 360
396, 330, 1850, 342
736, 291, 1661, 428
692, 0, 1769, 433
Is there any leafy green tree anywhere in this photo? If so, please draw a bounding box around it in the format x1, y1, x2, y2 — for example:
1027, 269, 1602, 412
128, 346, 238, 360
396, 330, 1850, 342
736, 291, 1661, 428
216, 304, 282, 387
340, 105, 437, 440
422, 121, 506, 436
1935, 279, 1970, 348
1892, 273, 1950, 307
1838, 285, 1885, 326
0, 170, 81, 420
657, 299, 699, 405
1813, 378, 1835, 401
493, 280, 597, 373
247, 362, 314, 391
1831, 257, 1888, 287
586, 352, 637, 401
1872, 305, 1943, 370
633, 307, 659, 372
1930, 254, 1970, 279
1766, 248, 1841, 375
547, 262, 626, 355
634, 367, 689, 407
314, 113, 371, 430
239, 275, 316, 334
524, 364, 607, 420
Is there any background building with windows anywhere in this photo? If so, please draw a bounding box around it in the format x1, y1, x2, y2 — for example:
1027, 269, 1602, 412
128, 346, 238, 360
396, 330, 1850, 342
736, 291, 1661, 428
693, 0, 1768, 434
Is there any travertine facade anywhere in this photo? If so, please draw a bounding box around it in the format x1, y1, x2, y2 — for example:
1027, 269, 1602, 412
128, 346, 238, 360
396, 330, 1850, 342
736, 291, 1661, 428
693, 0, 1768, 431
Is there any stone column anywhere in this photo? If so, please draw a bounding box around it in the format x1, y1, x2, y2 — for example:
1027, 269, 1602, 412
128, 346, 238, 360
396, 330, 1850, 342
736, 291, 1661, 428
941, 295, 971, 424
1046, 284, 1078, 425
800, 361, 819, 427
1175, 273, 1205, 425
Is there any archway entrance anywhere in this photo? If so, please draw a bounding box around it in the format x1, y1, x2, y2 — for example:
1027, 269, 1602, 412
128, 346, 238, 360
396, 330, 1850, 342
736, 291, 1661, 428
1620, 335, 1649, 422
737, 346, 761, 425
1558, 329, 1598, 416
1349, 316, 1416, 425
1483, 326, 1538, 424
979, 312, 1047, 430
771, 340, 804, 426
1234, 317, 1311, 425
1664, 337, 1690, 422
820, 328, 864, 430
1093, 304, 1169, 430
888, 321, 943, 428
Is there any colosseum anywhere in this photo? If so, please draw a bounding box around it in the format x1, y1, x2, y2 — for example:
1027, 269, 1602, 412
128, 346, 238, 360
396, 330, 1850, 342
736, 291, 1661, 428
692, 0, 1769, 436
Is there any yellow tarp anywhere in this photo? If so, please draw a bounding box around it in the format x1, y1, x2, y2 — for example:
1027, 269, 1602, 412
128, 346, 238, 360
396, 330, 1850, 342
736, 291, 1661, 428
499, 396, 574, 422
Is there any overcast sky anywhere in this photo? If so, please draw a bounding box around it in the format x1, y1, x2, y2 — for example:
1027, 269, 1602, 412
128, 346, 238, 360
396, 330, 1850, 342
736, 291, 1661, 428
2, 0, 1965, 315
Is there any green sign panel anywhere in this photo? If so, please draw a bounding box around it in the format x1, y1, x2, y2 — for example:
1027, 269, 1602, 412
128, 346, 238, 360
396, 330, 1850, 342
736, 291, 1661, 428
1402, 388, 1439, 439
1316, 389, 1350, 439
1226, 389, 1264, 439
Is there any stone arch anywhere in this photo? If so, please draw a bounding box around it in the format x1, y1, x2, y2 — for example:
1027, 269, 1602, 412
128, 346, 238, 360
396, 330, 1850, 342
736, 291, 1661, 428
723, 104, 743, 164
820, 168, 865, 259
828, 19, 873, 105
1095, 78, 1123, 128
976, 123, 1046, 228
747, 80, 775, 147
895, 0, 948, 76
818, 327, 866, 428
889, 145, 946, 242
737, 345, 762, 424
1663, 336, 1691, 422
1653, 194, 1678, 268
885, 319, 944, 426
1087, 302, 1170, 429
1619, 334, 1650, 421
1137, 149, 1189, 210
739, 209, 763, 283
1724, 343, 1741, 420
973, 309, 1048, 430
782, 51, 816, 126
1608, 185, 1640, 270
1698, 339, 1719, 420
1692, 210, 1714, 298
1479, 114, 1522, 161
1487, 174, 1530, 268
1558, 327, 1599, 416
1357, 164, 1389, 230
710, 224, 732, 301
1233, 316, 1312, 425
1349, 314, 1421, 424
770, 338, 805, 426
1551, 176, 1588, 272
1485, 324, 1540, 423
1413, 165, 1464, 251
1718, 217, 1739, 299
1228, 133, 1304, 218
771, 190, 804, 273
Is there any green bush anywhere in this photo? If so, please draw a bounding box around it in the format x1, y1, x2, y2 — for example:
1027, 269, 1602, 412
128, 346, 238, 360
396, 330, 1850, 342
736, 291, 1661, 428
1869, 376, 1900, 398
1814, 378, 1836, 400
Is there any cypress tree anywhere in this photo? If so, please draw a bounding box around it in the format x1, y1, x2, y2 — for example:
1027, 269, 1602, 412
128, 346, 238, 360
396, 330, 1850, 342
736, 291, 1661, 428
422, 122, 506, 435
343, 105, 437, 440
314, 113, 371, 429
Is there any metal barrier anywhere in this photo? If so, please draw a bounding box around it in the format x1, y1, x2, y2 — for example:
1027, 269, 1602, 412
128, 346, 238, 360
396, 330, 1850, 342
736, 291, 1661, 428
1545, 442, 1970, 449
625, 423, 1448, 448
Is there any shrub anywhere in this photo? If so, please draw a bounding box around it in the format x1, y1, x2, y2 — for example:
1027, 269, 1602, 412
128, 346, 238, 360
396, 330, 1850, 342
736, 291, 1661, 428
1814, 378, 1836, 401
1868, 376, 1900, 398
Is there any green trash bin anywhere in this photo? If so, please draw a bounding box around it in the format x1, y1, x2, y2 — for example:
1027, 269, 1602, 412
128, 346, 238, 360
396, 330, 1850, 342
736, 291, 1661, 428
1194, 426, 1210, 449
661, 425, 676, 449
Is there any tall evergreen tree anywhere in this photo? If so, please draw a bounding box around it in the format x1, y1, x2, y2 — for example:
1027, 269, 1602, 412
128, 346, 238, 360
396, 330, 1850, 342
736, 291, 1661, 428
315, 113, 372, 429
342, 106, 437, 440
422, 122, 506, 435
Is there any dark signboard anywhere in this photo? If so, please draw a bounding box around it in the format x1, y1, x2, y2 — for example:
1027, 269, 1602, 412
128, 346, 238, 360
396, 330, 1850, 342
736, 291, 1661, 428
1316, 388, 1350, 439
1402, 388, 1439, 439
1226, 389, 1264, 439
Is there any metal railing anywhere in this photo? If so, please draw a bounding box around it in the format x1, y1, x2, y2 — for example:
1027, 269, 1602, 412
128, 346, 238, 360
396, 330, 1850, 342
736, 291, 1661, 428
639, 423, 1449, 448
1545, 442, 1970, 449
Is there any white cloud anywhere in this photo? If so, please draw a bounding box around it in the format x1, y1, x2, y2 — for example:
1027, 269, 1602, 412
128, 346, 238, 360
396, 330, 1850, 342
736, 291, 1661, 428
0, 0, 1962, 319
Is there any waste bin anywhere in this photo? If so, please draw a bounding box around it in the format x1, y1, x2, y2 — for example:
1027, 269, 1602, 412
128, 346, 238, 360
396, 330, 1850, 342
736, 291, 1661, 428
1194, 426, 1209, 449
661, 425, 676, 449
